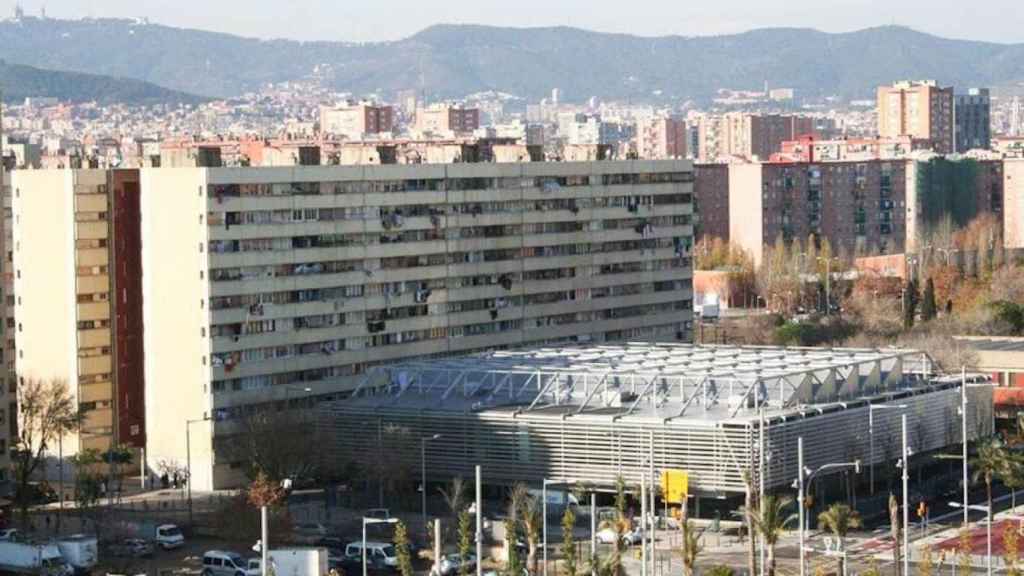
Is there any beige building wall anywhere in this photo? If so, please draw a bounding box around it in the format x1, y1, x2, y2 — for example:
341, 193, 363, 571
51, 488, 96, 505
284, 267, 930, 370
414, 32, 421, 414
140, 160, 694, 490
12, 170, 82, 453
727, 163, 765, 264
877, 82, 954, 154
0, 170, 11, 474
140, 168, 214, 491
1005, 159, 1024, 250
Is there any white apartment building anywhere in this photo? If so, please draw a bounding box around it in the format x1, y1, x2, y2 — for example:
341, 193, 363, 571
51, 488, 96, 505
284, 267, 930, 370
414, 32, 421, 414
140, 160, 695, 490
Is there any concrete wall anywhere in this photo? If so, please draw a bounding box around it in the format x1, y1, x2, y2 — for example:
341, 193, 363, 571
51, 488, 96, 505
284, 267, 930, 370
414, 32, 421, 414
1005, 159, 1024, 250
12, 169, 81, 452
140, 168, 215, 490
727, 163, 765, 264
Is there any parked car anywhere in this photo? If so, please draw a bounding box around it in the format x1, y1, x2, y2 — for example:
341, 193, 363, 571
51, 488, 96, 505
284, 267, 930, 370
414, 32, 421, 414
292, 522, 330, 542
108, 538, 154, 558
345, 541, 398, 568
314, 537, 348, 551
365, 508, 391, 520
0, 529, 20, 541
201, 550, 251, 576
596, 527, 642, 546
434, 553, 477, 576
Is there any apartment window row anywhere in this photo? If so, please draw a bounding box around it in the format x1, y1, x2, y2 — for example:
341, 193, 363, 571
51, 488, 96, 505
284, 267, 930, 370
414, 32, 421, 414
210, 300, 692, 394
77, 346, 111, 358
209, 216, 691, 256
210, 237, 687, 282
212, 338, 346, 369
207, 258, 690, 314
210, 173, 687, 200
214, 193, 691, 228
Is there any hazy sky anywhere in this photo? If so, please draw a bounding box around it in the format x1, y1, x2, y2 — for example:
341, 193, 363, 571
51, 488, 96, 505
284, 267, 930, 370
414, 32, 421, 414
2, 0, 1021, 44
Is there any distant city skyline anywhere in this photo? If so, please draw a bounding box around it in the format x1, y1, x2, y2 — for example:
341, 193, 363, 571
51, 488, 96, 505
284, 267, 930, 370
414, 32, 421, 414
1, 0, 1022, 45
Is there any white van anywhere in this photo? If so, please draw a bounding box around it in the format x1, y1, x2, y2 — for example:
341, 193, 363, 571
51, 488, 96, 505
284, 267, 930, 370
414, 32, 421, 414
202, 550, 250, 576
345, 541, 398, 567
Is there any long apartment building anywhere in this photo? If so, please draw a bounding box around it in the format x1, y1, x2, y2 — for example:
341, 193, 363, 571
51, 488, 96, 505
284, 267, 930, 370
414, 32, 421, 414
13, 160, 695, 489
12, 170, 146, 454
697, 156, 1018, 264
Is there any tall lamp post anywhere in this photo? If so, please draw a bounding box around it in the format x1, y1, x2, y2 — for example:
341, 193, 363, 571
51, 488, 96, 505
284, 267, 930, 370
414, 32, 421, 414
816, 256, 839, 315
949, 502, 992, 576
868, 403, 907, 494
959, 368, 994, 525
795, 437, 861, 576
363, 517, 399, 576
185, 415, 212, 525
421, 434, 442, 529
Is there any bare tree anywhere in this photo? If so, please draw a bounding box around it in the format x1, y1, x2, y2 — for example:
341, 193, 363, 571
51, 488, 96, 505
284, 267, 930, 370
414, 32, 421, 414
11, 377, 80, 527
221, 405, 321, 484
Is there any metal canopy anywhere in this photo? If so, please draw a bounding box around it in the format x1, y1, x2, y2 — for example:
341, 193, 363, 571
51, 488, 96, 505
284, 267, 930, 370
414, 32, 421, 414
348, 343, 931, 423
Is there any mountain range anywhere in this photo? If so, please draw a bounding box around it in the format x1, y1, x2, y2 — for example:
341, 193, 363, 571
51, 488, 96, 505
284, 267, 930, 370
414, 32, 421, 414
0, 58, 206, 105
1, 17, 1024, 104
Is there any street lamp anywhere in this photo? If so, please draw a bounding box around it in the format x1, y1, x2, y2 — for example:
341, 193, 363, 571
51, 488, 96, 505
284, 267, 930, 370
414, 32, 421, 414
421, 434, 442, 529
868, 403, 907, 494
795, 436, 861, 576
959, 367, 994, 526
542, 478, 579, 576
185, 415, 212, 525
949, 502, 992, 576
363, 517, 399, 576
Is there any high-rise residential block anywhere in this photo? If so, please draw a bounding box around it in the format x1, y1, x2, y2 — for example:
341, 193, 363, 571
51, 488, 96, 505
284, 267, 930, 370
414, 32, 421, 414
415, 104, 481, 136
693, 164, 730, 241
636, 117, 687, 160
877, 80, 955, 154
126, 160, 694, 490
955, 88, 992, 153
319, 102, 394, 140
728, 160, 909, 264
12, 169, 146, 454
696, 113, 815, 162
1004, 159, 1024, 251
0, 168, 12, 476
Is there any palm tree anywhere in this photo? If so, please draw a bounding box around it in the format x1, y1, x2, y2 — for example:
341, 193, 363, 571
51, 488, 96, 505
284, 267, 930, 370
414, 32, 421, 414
818, 504, 862, 576
439, 476, 468, 516
680, 518, 703, 576
999, 453, 1024, 509
510, 483, 541, 574
972, 437, 1009, 512
749, 495, 795, 576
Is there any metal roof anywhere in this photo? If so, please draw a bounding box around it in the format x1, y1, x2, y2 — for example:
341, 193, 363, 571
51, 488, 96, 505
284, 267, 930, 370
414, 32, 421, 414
347, 343, 933, 423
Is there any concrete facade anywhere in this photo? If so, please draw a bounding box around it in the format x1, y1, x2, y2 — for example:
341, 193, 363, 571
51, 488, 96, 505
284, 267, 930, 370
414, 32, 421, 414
415, 105, 480, 137
955, 88, 992, 153
693, 163, 730, 241
12, 169, 147, 455
877, 81, 955, 154
636, 117, 687, 160
319, 103, 394, 140
728, 160, 908, 264
134, 160, 695, 490
0, 169, 11, 479
697, 113, 815, 162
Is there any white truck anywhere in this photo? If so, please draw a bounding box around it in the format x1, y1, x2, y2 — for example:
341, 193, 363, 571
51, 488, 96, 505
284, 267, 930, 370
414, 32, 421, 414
0, 541, 74, 576
696, 293, 720, 322
249, 549, 329, 576
118, 521, 185, 550
55, 535, 98, 574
